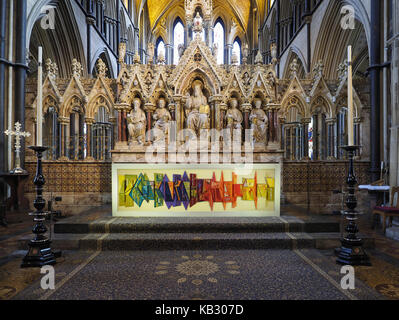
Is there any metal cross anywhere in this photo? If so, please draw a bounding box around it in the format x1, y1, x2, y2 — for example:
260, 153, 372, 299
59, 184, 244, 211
4, 122, 31, 174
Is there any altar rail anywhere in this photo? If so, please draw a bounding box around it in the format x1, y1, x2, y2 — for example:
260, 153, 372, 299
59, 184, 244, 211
24, 161, 371, 215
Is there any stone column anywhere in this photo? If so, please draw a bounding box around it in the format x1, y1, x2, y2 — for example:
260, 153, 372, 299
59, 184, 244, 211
58, 117, 69, 161
279, 118, 285, 151
144, 103, 156, 142
301, 118, 311, 160
85, 117, 95, 161
165, 44, 173, 65
14, 0, 27, 165
173, 95, 183, 136
218, 103, 228, 131
241, 103, 252, 131
225, 44, 233, 65
114, 103, 129, 148
369, 0, 382, 182
326, 118, 337, 160
168, 103, 177, 143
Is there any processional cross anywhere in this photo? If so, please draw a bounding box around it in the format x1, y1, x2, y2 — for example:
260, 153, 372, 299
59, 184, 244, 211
4, 122, 31, 174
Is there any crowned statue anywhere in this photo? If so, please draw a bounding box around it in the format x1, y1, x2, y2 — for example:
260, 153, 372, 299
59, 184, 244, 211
185, 80, 210, 137
249, 98, 268, 147
225, 98, 243, 141
127, 98, 146, 145
153, 97, 171, 142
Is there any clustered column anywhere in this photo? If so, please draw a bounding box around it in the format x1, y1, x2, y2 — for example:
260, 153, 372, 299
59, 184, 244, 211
326, 118, 336, 160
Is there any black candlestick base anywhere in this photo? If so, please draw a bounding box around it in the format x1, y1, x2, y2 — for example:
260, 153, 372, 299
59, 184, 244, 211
335, 145, 371, 266
21, 146, 56, 268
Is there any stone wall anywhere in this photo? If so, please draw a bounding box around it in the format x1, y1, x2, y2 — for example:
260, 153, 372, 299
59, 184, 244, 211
24, 161, 371, 216
24, 161, 112, 215
283, 161, 371, 215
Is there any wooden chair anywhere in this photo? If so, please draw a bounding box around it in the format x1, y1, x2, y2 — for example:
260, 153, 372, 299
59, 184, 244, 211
372, 187, 399, 233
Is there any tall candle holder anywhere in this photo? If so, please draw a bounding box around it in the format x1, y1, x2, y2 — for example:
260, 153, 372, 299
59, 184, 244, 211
21, 146, 56, 268
336, 145, 371, 266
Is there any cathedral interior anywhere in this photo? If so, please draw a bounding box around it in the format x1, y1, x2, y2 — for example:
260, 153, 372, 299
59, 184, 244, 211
0, 0, 399, 302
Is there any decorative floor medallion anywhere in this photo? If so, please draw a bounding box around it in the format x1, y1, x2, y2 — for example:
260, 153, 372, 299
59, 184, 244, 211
154, 254, 240, 287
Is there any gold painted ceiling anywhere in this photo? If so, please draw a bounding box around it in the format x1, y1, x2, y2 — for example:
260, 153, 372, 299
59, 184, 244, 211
137, 0, 266, 31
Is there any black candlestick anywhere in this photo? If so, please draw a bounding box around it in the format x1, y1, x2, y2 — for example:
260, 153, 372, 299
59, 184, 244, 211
21, 146, 56, 268
336, 145, 371, 266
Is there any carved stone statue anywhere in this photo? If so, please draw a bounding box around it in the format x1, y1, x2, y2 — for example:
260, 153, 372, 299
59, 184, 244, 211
212, 43, 218, 58
178, 44, 185, 59
153, 98, 171, 142
250, 98, 268, 146
185, 80, 210, 136
147, 43, 155, 63
127, 98, 146, 145
225, 98, 243, 141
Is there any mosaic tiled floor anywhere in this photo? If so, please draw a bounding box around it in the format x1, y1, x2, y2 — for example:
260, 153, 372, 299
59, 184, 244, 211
10, 249, 382, 300
1, 204, 399, 300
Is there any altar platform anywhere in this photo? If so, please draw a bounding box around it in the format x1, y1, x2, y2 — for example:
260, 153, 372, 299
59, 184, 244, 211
18, 208, 374, 251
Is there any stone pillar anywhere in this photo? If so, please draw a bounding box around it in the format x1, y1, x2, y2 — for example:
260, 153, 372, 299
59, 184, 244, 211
168, 103, 177, 143
58, 117, 69, 161
85, 118, 95, 160
144, 103, 156, 142
14, 0, 27, 165
165, 44, 173, 65
114, 103, 129, 148
267, 108, 274, 142
326, 118, 336, 160
241, 103, 252, 131
301, 118, 311, 160
369, 0, 382, 182
225, 44, 233, 65
218, 103, 228, 131
279, 118, 285, 151
173, 95, 183, 135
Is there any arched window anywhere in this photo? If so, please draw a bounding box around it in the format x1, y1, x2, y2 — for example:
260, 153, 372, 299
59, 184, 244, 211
173, 19, 185, 65
284, 106, 304, 160
232, 38, 241, 65
156, 37, 165, 60
214, 19, 225, 64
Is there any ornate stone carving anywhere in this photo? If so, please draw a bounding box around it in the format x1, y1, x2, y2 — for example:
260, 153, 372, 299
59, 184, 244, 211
96, 58, 108, 78
71, 58, 83, 78
45, 58, 58, 80
255, 50, 263, 64
312, 60, 324, 82
185, 80, 210, 136
153, 97, 172, 142
289, 58, 299, 79
127, 98, 146, 145
225, 98, 243, 141
250, 98, 268, 147
147, 43, 155, 64
119, 42, 127, 64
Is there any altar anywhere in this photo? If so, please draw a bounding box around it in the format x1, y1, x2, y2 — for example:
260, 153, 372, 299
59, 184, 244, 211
108, 3, 284, 218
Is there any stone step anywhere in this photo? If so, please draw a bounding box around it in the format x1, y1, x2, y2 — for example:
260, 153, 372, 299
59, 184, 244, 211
54, 216, 340, 234
18, 232, 374, 251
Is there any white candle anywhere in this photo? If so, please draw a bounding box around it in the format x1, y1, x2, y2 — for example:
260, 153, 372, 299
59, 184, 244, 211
347, 45, 354, 146
37, 46, 43, 146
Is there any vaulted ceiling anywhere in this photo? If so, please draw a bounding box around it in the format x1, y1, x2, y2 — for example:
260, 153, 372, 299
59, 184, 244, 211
135, 0, 266, 31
